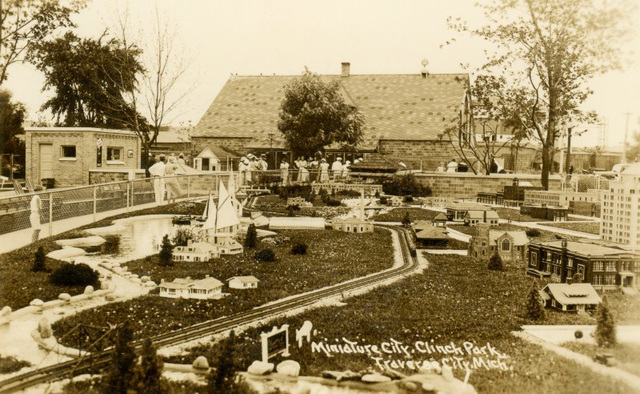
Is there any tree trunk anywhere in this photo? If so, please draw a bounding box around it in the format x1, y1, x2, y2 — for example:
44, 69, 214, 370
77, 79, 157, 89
540, 143, 552, 190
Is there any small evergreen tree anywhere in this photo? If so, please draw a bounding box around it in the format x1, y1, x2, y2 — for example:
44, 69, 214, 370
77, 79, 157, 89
488, 250, 503, 271
32, 246, 46, 272
255, 248, 275, 262
291, 242, 308, 255
131, 338, 168, 394
208, 331, 237, 393
402, 212, 411, 227
595, 297, 617, 348
158, 235, 173, 267
105, 321, 137, 394
245, 224, 257, 248
525, 284, 545, 321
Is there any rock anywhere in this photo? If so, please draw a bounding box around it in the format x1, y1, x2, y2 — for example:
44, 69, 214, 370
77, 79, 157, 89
84, 286, 94, 295
105, 294, 117, 301
38, 317, 53, 338
113, 267, 123, 274
46, 247, 86, 261
101, 282, 109, 290
55, 236, 105, 248
131, 278, 141, 284
361, 373, 392, 383
442, 364, 454, 381
0, 306, 11, 318
130, 274, 139, 279
276, 360, 300, 377
58, 293, 71, 301
30, 299, 44, 307
431, 361, 442, 374
398, 381, 420, 392
192, 356, 210, 371
247, 360, 274, 376
141, 275, 151, 283
145, 281, 157, 287
418, 364, 433, 375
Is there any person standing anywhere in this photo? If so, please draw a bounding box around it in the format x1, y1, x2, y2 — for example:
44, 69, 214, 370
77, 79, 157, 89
280, 159, 290, 186
30, 194, 42, 242
297, 156, 309, 183
164, 156, 183, 204
331, 157, 343, 182
436, 162, 446, 172
446, 158, 458, 173
319, 158, 330, 183
342, 160, 351, 182
148, 154, 167, 205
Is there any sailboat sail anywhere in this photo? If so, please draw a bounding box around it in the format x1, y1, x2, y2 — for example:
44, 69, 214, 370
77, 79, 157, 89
201, 193, 217, 230
216, 181, 240, 230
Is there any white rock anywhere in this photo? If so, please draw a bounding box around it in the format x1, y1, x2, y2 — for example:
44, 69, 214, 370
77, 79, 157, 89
145, 281, 157, 287
30, 299, 44, 307
131, 278, 141, 284
361, 373, 392, 383
247, 360, 274, 376
276, 360, 300, 377
55, 236, 105, 248
58, 293, 71, 301
101, 282, 109, 290
442, 364, 454, 381
84, 286, 94, 295
0, 306, 11, 318
192, 356, 210, 371
38, 317, 53, 338
105, 294, 117, 301
141, 275, 151, 283
46, 247, 86, 260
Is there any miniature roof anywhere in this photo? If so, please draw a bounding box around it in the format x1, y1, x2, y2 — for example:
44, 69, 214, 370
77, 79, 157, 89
465, 210, 500, 219
227, 276, 260, 283
415, 226, 448, 240
533, 240, 640, 258
489, 230, 529, 246
161, 276, 223, 290
543, 283, 601, 305
349, 153, 404, 171
434, 212, 448, 221
174, 242, 217, 253
446, 202, 492, 211
193, 72, 468, 149
335, 216, 371, 224
412, 220, 433, 231
622, 163, 640, 176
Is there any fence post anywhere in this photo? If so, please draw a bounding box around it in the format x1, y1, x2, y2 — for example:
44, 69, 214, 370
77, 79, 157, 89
93, 186, 97, 222
127, 181, 131, 212
48, 191, 53, 237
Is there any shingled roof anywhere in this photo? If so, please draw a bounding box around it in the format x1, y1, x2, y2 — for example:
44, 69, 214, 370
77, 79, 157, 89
193, 71, 469, 150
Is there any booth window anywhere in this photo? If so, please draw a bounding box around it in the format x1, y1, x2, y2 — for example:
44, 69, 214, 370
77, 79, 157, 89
107, 147, 123, 160
61, 145, 76, 158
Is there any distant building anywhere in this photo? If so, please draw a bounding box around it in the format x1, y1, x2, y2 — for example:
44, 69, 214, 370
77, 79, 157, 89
414, 226, 449, 247
159, 276, 224, 299
433, 212, 448, 227
24, 127, 140, 186
172, 241, 220, 262
446, 202, 492, 222
524, 189, 600, 207
287, 197, 312, 207
464, 210, 500, 226
520, 205, 568, 221
527, 239, 640, 291
601, 163, 640, 249
227, 276, 260, 289
539, 283, 601, 313
468, 226, 528, 261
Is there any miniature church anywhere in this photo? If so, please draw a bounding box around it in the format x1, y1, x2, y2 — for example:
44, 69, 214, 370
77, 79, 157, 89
332, 190, 374, 233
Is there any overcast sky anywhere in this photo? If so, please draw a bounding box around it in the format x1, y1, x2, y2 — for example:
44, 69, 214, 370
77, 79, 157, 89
4, 0, 640, 148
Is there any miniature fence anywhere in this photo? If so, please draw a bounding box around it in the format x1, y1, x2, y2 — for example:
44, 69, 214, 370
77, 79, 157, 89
0, 173, 231, 237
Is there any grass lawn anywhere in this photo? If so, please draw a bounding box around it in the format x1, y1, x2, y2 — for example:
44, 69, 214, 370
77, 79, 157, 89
448, 223, 583, 242
541, 221, 601, 235
371, 207, 440, 222
562, 342, 640, 378
0, 202, 205, 310
170, 253, 629, 394
51, 229, 394, 347
420, 237, 469, 250
0, 356, 31, 374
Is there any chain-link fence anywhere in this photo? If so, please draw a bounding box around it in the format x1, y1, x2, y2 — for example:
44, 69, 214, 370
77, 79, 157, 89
565, 174, 610, 192
0, 173, 230, 237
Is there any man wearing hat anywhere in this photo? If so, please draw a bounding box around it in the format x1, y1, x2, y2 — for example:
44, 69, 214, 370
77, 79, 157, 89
148, 154, 167, 205
331, 157, 343, 182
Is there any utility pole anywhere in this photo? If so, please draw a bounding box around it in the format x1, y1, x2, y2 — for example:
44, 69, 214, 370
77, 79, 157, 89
564, 127, 573, 175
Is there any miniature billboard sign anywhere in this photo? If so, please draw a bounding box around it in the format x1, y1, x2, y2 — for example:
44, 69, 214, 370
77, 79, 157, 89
260, 324, 290, 362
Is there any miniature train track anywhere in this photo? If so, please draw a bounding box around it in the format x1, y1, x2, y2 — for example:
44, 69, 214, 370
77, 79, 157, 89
0, 225, 418, 393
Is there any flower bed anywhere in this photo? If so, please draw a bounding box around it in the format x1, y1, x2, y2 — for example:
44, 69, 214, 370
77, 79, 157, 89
170, 254, 626, 394
52, 229, 394, 347
371, 208, 440, 222
541, 221, 601, 235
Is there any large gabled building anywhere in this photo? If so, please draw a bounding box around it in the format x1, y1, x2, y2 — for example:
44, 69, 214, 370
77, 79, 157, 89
192, 63, 473, 171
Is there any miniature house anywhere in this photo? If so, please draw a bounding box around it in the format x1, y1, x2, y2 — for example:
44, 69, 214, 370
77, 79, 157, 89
539, 283, 601, 312
193, 147, 220, 172
172, 241, 220, 262
332, 190, 374, 233
159, 276, 224, 299
464, 210, 500, 226
227, 276, 260, 289
433, 212, 448, 227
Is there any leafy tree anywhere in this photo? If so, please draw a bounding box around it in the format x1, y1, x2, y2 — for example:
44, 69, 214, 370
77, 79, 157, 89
401, 212, 411, 227
27, 31, 146, 129
158, 235, 173, 266
488, 250, 503, 271
291, 242, 307, 255
0, 0, 84, 85
525, 284, 545, 321
0, 89, 26, 178
32, 246, 46, 272
131, 338, 168, 394
245, 223, 257, 248
105, 321, 137, 394
278, 69, 364, 157
207, 330, 238, 393
594, 297, 617, 348
627, 131, 640, 163
255, 248, 275, 262
172, 227, 195, 247
449, 0, 634, 189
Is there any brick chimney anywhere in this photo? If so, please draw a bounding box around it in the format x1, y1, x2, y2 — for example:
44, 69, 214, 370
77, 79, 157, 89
341, 62, 350, 77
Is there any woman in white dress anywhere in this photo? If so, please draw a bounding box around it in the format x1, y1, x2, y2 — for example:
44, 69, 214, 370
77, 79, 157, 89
30, 194, 42, 242
319, 158, 330, 183
280, 159, 290, 186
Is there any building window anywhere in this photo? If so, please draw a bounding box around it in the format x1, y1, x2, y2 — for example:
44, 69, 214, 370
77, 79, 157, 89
605, 262, 616, 272
61, 145, 76, 158
604, 275, 616, 285
593, 275, 603, 285
107, 147, 123, 160
593, 261, 604, 271
501, 239, 511, 251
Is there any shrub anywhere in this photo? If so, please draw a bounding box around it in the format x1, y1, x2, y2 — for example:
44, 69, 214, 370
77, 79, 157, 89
245, 224, 257, 248
50, 263, 100, 287
105, 321, 137, 393
382, 174, 431, 197
379, 196, 388, 205
525, 229, 541, 237
525, 285, 545, 321
32, 246, 46, 272
0, 356, 31, 374
208, 331, 238, 393
172, 228, 195, 247
326, 199, 341, 207
595, 297, 617, 348
158, 235, 173, 267
401, 212, 411, 227
130, 338, 167, 393
403, 195, 414, 203
575, 330, 583, 339
291, 243, 308, 255
255, 248, 275, 262
488, 251, 503, 271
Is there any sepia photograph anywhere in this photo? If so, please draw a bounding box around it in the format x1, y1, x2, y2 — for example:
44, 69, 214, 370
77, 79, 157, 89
1, 0, 639, 392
